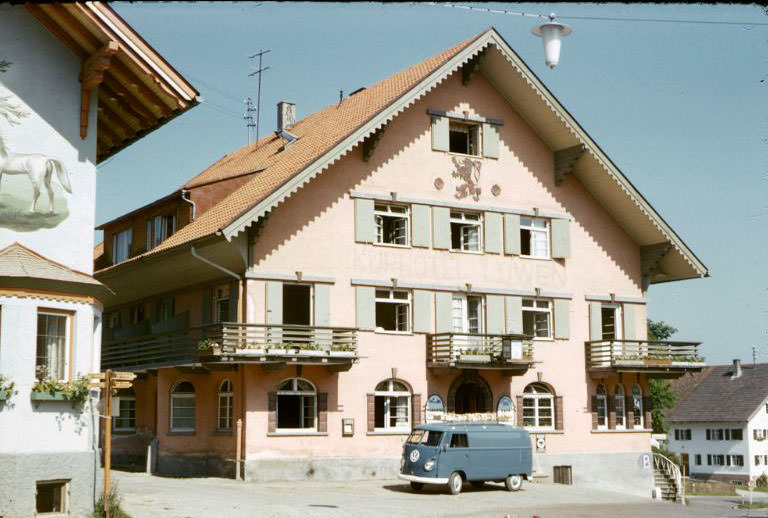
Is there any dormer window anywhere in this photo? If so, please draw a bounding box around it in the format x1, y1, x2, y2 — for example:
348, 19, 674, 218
112, 229, 132, 263
449, 121, 480, 156
146, 213, 176, 249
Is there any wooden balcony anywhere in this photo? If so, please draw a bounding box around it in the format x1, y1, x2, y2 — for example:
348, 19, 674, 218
427, 333, 533, 375
586, 340, 704, 378
102, 322, 359, 372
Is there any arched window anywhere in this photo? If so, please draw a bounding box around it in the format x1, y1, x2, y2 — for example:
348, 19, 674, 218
632, 385, 644, 428
374, 380, 411, 431
114, 388, 136, 432
277, 378, 316, 430
218, 379, 233, 431
170, 381, 195, 432
614, 385, 626, 429
595, 384, 608, 430
522, 383, 554, 429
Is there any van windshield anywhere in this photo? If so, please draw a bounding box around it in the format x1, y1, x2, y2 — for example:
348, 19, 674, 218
407, 430, 443, 446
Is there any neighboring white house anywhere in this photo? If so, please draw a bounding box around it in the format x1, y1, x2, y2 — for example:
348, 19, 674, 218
0, 4, 196, 517
667, 360, 768, 483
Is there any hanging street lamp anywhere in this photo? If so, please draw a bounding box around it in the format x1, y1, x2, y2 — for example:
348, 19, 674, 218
532, 14, 572, 69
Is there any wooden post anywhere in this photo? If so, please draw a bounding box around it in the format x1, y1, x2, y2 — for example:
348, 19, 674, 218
235, 418, 243, 481
103, 369, 113, 518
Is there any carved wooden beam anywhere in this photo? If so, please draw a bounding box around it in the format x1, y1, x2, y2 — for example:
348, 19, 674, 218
80, 41, 118, 139
554, 144, 585, 185
362, 122, 389, 162
462, 49, 487, 85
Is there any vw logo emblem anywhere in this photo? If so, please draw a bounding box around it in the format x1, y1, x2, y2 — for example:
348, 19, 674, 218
409, 449, 420, 463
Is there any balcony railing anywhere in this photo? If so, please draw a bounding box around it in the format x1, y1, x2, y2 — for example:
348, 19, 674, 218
102, 322, 358, 371
427, 333, 533, 370
586, 340, 704, 374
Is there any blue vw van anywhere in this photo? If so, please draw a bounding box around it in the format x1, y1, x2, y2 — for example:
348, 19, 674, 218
398, 423, 532, 495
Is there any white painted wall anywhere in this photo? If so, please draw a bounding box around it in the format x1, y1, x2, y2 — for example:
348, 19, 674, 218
669, 422, 750, 478
747, 401, 768, 478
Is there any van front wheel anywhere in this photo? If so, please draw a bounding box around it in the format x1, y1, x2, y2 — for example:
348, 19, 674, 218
505, 474, 523, 491
448, 472, 463, 495
410, 482, 424, 492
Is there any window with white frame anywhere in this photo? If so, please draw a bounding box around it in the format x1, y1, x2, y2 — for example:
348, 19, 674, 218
277, 378, 316, 430
214, 285, 230, 324
614, 385, 626, 429
520, 217, 549, 258
35, 311, 69, 381
450, 211, 482, 252
754, 429, 768, 440
522, 383, 554, 429
595, 384, 608, 430
695, 454, 702, 466
674, 428, 692, 441
112, 228, 132, 263
707, 454, 725, 466
374, 203, 409, 246
451, 294, 483, 334
706, 428, 742, 441
756, 455, 768, 466
726, 455, 744, 467
146, 213, 177, 250
632, 385, 644, 428
170, 381, 195, 432
522, 299, 552, 339
449, 121, 480, 156
114, 389, 136, 432
601, 304, 622, 340
375, 289, 410, 332
218, 379, 233, 431
374, 380, 411, 431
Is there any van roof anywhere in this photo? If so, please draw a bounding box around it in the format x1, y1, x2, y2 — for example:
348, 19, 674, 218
414, 422, 527, 433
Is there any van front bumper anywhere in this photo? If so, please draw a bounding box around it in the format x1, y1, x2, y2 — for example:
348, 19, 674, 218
398, 473, 449, 485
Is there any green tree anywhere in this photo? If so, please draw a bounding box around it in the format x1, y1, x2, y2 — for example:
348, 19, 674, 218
647, 319, 679, 433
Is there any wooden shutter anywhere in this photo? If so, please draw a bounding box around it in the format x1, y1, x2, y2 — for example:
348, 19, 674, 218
434, 291, 453, 333
553, 299, 570, 339
482, 123, 499, 158
317, 392, 328, 433
608, 393, 617, 430
411, 394, 422, 428
551, 219, 571, 259
431, 115, 449, 151
623, 304, 638, 340
486, 295, 504, 335
505, 296, 523, 335
266, 281, 283, 325
229, 281, 239, 322
314, 284, 331, 327
367, 394, 375, 432
484, 212, 501, 254
591, 395, 598, 430
411, 204, 430, 248
643, 396, 652, 430
503, 214, 521, 255
626, 396, 634, 430
412, 290, 431, 333
201, 288, 212, 325
354, 198, 375, 243
554, 396, 564, 431
355, 286, 375, 330
516, 396, 524, 427
268, 391, 277, 433
431, 206, 450, 250
589, 302, 602, 341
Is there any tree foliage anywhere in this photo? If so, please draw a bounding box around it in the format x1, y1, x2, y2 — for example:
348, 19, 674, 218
648, 320, 678, 341
648, 319, 679, 433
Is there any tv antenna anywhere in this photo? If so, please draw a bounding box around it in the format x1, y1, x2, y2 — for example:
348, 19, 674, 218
248, 48, 271, 143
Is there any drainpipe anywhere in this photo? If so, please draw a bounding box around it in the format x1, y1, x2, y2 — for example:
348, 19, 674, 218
181, 189, 196, 221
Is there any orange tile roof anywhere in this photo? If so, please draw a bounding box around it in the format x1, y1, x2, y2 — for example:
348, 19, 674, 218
97, 30, 484, 272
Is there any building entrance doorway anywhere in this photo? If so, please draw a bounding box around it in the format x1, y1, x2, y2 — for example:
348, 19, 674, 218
447, 372, 493, 414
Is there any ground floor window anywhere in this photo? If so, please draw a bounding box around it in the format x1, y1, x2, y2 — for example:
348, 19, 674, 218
614, 385, 626, 429
632, 385, 643, 428
36, 480, 68, 515
170, 381, 195, 432
114, 389, 136, 432
695, 454, 702, 465
522, 383, 553, 429
595, 384, 608, 429
277, 378, 316, 430
374, 379, 410, 431
218, 379, 233, 431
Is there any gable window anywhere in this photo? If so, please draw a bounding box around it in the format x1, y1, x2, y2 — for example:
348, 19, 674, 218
214, 285, 231, 324
632, 385, 644, 428
614, 385, 626, 429
451, 294, 483, 334
375, 289, 410, 332
449, 121, 480, 156
520, 217, 549, 258
114, 389, 136, 432
170, 381, 195, 433
277, 378, 316, 430
146, 213, 177, 250
218, 379, 233, 431
374, 379, 411, 431
36, 311, 70, 381
112, 228, 132, 263
522, 383, 554, 430
595, 384, 608, 430
522, 299, 552, 339
601, 304, 622, 340
450, 211, 482, 252
375, 203, 409, 246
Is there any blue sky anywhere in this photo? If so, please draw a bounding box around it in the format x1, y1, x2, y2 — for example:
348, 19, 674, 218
98, 3, 767, 364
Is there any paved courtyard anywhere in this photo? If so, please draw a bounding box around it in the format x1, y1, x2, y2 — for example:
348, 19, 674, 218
113, 471, 763, 518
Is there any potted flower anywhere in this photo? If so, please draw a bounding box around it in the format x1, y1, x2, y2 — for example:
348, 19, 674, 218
459, 346, 492, 363
0, 374, 17, 402
31, 375, 90, 405
266, 343, 288, 356
297, 344, 322, 356
330, 345, 357, 358
197, 338, 222, 356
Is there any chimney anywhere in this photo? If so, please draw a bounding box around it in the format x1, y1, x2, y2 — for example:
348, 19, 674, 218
732, 359, 742, 379
277, 101, 295, 132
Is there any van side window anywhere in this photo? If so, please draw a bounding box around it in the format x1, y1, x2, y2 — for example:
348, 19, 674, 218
450, 433, 469, 448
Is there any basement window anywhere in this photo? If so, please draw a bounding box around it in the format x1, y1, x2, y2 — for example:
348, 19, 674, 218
450, 211, 482, 252
375, 203, 409, 246
36, 480, 68, 515
375, 289, 410, 332
449, 121, 480, 156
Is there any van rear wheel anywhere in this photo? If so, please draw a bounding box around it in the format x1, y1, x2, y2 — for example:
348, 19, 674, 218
448, 472, 463, 495
410, 482, 424, 491
505, 474, 523, 491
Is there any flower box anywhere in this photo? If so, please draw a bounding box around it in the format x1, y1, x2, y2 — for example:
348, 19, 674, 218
329, 350, 356, 358
459, 354, 492, 363
297, 349, 324, 356
239, 348, 266, 356
644, 359, 672, 366
266, 348, 287, 356
30, 391, 73, 402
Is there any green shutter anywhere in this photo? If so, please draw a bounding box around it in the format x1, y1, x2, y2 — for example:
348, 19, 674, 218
505, 296, 523, 334
354, 198, 375, 243
201, 289, 211, 325
411, 204, 430, 248
266, 281, 283, 325
413, 290, 431, 333
314, 284, 331, 327
486, 295, 504, 334
623, 304, 638, 340
504, 214, 521, 255
432, 206, 450, 250
589, 302, 602, 341
482, 123, 499, 158
434, 292, 452, 333
551, 219, 571, 259
229, 281, 239, 322
484, 212, 501, 254
431, 115, 449, 152
554, 299, 570, 339
355, 286, 375, 330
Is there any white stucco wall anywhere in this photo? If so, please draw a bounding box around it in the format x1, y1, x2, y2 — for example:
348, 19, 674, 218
747, 402, 768, 478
